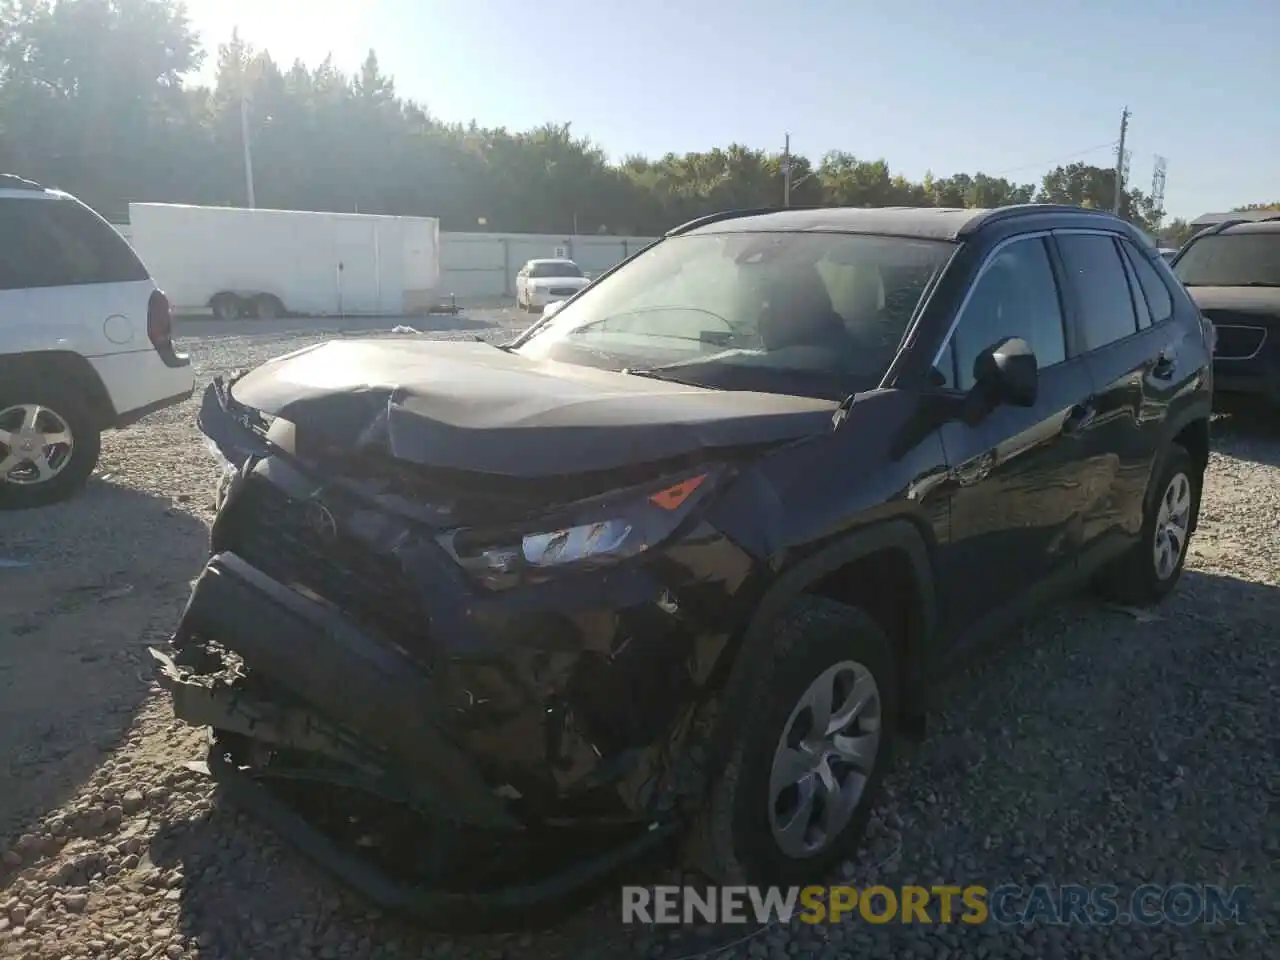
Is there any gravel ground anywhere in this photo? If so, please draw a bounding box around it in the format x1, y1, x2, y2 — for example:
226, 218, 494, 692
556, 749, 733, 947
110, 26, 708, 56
1, 310, 1276, 960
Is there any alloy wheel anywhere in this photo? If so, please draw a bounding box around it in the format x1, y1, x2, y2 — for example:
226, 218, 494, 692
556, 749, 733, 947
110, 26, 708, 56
0, 404, 76, 486
1153, 471, 1192, 581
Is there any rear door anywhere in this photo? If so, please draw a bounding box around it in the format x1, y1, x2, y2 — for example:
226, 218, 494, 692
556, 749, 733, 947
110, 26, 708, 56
1050, 231, 1186, 565
934, 232, 1098, 639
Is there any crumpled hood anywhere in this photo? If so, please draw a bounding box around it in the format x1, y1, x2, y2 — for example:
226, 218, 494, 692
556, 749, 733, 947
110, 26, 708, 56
228, 339, 840, 476
1185, 286, 1280, 317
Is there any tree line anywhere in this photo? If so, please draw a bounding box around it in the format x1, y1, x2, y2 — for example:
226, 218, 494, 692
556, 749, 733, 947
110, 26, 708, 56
0, 0, 1272, 244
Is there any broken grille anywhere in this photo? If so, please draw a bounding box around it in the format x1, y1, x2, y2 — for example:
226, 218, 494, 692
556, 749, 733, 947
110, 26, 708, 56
227, 477, 434, 663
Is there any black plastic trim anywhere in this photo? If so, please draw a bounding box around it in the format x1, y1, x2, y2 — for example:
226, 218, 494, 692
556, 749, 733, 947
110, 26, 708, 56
207, 744, 678, 930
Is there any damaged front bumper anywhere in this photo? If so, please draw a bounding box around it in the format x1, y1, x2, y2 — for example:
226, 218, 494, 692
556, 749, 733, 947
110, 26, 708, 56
160, 379, 762, 922
153, 552, 683, 926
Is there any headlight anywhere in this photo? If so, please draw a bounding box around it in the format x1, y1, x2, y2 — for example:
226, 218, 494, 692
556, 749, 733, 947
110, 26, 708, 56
437, 466, 721, 589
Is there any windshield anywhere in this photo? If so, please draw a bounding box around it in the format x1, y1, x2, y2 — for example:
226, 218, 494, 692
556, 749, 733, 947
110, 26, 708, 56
515, 231, 954, 398
1174, 233, 1280, 286
530, 261, 583, 278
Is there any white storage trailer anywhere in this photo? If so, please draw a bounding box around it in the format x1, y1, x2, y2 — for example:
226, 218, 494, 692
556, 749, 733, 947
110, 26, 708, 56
127, 203, 441, 319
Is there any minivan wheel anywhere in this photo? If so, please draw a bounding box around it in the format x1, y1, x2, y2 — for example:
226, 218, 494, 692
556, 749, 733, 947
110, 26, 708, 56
0, 387, 101, 509
693, 596, 897, 886
1095, 445, 1197, 606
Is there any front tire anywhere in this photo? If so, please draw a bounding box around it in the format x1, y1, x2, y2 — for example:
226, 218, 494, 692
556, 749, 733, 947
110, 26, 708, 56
1095, 444, 1198, 605
693, 596, 897, 886
0, 384, 101, 509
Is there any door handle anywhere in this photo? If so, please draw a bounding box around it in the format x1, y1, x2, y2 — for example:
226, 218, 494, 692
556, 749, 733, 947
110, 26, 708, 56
1152, 348, 1177, 380
1063, 402, 1096, 435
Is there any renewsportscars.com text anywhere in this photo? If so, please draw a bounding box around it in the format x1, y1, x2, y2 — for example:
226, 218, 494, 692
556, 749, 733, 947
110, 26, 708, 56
622, 884, 1251, 927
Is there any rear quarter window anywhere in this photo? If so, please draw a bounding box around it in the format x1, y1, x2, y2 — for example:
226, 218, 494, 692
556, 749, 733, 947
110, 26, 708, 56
1119, 240, 1175, 325
0, 196, 149, 291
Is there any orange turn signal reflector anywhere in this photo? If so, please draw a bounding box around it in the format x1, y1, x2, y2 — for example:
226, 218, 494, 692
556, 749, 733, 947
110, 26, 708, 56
649, 474, 707, 511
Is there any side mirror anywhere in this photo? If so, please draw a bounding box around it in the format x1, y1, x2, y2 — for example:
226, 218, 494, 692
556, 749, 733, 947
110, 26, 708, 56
973, 337, 1038, 407
541, 300, 566, 320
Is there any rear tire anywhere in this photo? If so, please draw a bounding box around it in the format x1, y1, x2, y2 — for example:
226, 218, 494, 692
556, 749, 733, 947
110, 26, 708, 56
210, 293, 244, 322
691, 596, 897, 886
252, 294, 284, 320
0, 382, 101, 509
1095, 444, 1198, 606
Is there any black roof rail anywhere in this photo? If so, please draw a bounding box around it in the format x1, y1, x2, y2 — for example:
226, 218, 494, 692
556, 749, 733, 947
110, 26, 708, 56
1203, 218, 1252, 236
0, 173, 45, 192
967, 203, 1123, 232
1181, 214, 1280, 251
665, 206, 802, 237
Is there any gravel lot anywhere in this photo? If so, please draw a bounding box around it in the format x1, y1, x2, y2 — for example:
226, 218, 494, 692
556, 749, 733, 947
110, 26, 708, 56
1, 309, 1276, 960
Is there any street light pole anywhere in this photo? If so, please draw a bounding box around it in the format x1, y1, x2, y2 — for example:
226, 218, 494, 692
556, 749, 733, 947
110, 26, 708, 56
782, 132, 791, 208
240, 95, 256, 209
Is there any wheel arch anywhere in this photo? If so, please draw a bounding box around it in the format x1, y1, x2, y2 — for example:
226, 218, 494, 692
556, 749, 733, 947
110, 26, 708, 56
0, 350, 118, 428
1154, 404, 1211, 532
734, 518, 938, 724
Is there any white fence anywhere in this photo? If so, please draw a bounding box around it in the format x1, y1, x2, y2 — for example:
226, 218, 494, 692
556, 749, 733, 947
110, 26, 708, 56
112, 223, 658, 302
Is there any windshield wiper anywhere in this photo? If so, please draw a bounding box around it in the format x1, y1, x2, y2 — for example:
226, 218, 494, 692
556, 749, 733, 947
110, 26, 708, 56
623, 367, 711, 388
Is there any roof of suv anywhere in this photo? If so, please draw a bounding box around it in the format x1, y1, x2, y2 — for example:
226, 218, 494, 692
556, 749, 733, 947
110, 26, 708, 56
1190, 210, 1280, 228
671, 203, 1134, 242
1209, 218, 1280, 236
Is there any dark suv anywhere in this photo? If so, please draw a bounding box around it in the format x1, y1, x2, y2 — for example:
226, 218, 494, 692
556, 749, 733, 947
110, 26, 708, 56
1172, 215, 1280, 404
155, 204, 1213, 926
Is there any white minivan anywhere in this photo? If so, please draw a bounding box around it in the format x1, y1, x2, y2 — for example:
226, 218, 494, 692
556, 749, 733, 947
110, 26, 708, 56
0, 174, 194, 507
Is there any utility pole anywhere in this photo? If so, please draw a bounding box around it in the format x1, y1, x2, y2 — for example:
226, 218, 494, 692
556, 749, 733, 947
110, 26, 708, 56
240, 95, 256, 209
782, 132, 792, 208
1111, 106, 1129, 215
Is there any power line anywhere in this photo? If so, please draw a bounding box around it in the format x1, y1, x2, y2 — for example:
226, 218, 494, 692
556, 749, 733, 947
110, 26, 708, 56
989, 140, 1118, 178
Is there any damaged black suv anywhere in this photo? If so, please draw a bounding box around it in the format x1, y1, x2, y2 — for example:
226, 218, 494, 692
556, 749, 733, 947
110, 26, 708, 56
155, 204, 1213, 926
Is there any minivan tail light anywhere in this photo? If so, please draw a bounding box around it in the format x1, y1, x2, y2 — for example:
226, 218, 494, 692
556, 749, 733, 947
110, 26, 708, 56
147, 290, 173, 350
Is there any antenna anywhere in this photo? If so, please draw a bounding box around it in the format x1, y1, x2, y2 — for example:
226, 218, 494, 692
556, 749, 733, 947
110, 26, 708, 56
1150, 156, 1167, 230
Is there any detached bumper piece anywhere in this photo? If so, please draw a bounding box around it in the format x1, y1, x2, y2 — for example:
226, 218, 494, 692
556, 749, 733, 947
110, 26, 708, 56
156, 552, 678, 929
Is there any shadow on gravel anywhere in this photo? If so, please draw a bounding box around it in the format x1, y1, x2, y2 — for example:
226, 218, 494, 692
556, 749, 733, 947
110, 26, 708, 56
0, 482, 207, 857
1210, 400, 1280, 467
174, 313, 496, 340
149, 569, 1275, 960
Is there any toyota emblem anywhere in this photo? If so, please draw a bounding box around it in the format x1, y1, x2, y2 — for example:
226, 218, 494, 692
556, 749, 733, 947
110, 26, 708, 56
305, 500, 338, 541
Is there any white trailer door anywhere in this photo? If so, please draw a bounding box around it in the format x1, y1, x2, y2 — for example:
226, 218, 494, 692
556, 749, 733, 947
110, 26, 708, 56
332, 219, 380, 314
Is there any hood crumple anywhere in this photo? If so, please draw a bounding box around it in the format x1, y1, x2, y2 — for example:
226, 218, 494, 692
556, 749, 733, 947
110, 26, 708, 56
228, 339, 840, 477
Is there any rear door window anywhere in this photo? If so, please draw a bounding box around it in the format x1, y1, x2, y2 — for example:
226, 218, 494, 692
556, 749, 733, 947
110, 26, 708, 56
1054, 234, 1139, 352
0, 197, 148, 290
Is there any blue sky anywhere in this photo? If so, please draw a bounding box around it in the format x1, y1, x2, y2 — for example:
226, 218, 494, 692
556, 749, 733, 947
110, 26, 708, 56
184, 0, 1279, 221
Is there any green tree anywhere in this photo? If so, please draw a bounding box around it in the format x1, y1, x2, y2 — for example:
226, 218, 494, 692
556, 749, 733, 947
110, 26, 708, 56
0, 2, 1241, 239
1160, 218, 1196, 248
1036, 162, 1162, 231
